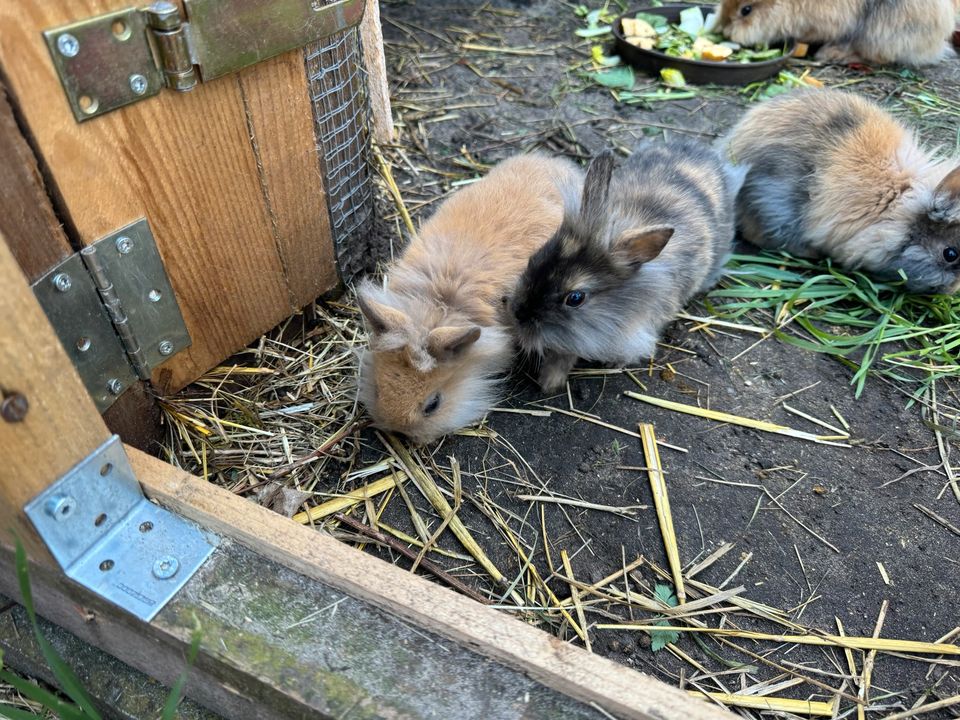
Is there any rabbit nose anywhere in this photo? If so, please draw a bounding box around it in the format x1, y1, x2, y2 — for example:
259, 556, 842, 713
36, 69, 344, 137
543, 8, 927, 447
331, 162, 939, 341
513, 303, 533, 324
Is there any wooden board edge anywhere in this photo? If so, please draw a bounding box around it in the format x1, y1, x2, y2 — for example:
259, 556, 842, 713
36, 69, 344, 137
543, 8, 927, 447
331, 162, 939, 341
361, 0, 394, 144
129, 447, 735, 720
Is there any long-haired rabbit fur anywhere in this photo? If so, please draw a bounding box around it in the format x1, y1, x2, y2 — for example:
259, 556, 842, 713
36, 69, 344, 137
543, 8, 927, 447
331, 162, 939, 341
509, 140, 743, 392
357, 153, 582, 442
724, 88, 960, 294
718, 0, 959, 67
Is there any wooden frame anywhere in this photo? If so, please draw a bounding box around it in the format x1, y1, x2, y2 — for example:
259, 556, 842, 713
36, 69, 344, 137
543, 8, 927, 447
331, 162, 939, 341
0, 3, 730, 716
0, 232, 733, 718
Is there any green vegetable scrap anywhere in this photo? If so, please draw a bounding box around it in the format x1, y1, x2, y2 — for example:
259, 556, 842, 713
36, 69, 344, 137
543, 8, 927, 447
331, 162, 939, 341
649, 583, 680, 652
623, 6, 785, 64
589, 65, 636, 89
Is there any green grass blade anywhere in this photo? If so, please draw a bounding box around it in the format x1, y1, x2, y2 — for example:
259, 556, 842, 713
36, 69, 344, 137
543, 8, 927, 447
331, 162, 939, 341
0, 703, 47, 719
160, 628, 202, 720
14, 540, 102, 720
0, 669, 85, 720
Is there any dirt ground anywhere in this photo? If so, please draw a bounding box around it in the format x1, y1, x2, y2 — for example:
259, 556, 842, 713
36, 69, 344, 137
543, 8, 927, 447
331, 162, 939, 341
157, 2, 960, 718
371, 1, 960, 715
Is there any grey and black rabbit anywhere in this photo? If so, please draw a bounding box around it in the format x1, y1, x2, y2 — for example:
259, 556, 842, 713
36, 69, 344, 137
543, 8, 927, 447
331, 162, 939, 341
509, 140, 745, 392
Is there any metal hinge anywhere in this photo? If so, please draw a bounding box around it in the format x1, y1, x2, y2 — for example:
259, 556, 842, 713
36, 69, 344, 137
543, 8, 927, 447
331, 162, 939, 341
44, 0, 366, 122
24, 436, 218, 622
32, 218, 191, 412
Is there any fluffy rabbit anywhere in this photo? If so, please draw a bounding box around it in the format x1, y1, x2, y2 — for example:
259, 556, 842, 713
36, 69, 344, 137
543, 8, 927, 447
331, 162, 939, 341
724, 88, 960, 294
509, 141, 744, 393
718, 0, 958, 66
357, 153, 582, 443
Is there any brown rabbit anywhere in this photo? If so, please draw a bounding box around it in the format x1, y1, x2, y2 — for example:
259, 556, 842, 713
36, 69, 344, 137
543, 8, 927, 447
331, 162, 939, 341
718, 0, 958, 66
724, 88, 960, 293
357, 153, 582, 443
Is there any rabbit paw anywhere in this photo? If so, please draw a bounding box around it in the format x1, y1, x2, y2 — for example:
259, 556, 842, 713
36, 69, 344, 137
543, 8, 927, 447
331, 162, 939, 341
538, 352, 577, 394
814, 44, 863, 65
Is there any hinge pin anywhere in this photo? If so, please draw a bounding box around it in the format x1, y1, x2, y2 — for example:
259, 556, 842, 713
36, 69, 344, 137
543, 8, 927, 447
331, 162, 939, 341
145, 2, 198, 92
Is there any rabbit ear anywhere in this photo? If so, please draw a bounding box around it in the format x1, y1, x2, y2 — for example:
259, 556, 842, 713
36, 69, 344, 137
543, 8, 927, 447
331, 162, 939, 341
357, 292, 411, 336
579, 151, 616, 232
614, 226, 674, 267
427, 325, 481, 361
936, 166, 960, 199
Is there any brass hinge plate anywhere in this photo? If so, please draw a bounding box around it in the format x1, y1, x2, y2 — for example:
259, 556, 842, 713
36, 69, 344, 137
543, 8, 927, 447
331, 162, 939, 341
32, 218, 191, 412
43, 0, 365, 123
43, 7, 164, 122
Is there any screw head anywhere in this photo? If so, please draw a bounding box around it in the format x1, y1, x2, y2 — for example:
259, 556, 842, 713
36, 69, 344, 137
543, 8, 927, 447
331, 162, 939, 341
107, 378, 124, 395
153, 555, 180, 579
1, 393, 29, 423
148, 289, 162, 302
52, 273, 72, 292
115, 236, 134, 254
128, 74, 148, 96
57, 33, 79, 58
158, 340, 174, 356
45, 494, 77, 521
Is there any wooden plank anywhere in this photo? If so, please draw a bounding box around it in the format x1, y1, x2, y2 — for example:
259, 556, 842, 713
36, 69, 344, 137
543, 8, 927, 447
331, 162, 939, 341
0, 234, 110, 564
0, 538, 613, 720
0, 1, 341, 394
0, 81, 72, 282
0, 598, 220, 720
237, 51, 339, 309
361, 0, 394, 143
130, 447, 735, 720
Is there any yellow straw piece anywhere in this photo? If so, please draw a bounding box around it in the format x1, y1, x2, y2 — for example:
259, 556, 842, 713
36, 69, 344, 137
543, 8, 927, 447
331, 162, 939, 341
625, 392, 851, 446
293, 472, 408, 524
595, 625, 960, 656
689, 691, 835, 717
386, 435, 510, 588
639, 423, 685, 604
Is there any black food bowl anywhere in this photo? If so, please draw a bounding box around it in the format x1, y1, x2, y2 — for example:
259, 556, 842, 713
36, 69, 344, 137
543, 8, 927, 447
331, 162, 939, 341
614, 4, 795, 85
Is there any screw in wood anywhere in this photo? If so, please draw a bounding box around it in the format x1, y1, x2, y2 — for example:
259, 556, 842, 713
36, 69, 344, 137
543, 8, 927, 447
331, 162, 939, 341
129, 74, 147, 96
152, 555, 179, 579
52, 273, 72, 292
107, 379, 124, 395
158, 340, 174, 356
115, 236, 134, 254
57, 33, 79, 58
1, 392, 28, 423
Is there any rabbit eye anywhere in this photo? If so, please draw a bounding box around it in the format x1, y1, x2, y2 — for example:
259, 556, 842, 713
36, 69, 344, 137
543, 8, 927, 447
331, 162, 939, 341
740, 4, 753, 16
423, 393, 443, 416
423, 393, 442, 416
564, 290, 587, 307
944, 247, 959, 263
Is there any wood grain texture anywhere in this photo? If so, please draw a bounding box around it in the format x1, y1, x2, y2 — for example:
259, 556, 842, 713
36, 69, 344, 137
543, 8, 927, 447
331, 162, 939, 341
238, 51, 339, 309
0, 82, 72, 282
0, 234, 110, 564
0, 1, 340, 393
361, 0, 394, 143
130, 447, 736, 720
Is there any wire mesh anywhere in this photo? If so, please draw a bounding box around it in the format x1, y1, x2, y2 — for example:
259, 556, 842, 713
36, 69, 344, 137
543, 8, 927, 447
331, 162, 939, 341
305, 23, 375, 282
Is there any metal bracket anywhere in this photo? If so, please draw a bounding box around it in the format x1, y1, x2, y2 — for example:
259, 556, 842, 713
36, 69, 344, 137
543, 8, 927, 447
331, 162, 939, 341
32, 218, 191, 413
24, 436, 218, 622
44, 0, 365, 122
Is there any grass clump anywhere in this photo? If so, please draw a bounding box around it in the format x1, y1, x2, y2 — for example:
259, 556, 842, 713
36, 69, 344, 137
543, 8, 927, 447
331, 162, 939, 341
707, 252, 960, 402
